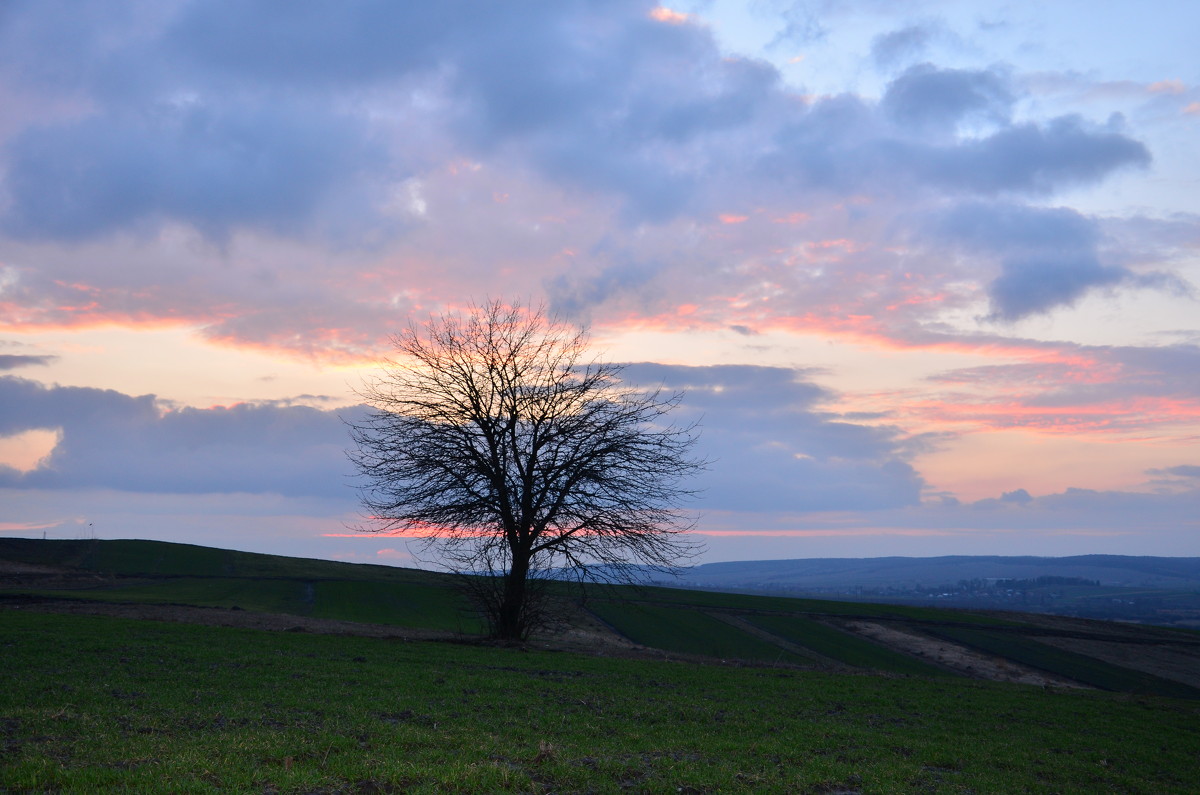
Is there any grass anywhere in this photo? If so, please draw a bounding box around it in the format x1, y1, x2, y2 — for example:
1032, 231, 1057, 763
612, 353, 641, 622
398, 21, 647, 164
0, 538, 478, 633
744, 613, 949, 676
309, 579, 482, 632
925, 626, 1200, 700
27, 576, 314, 613
8, 538, 1199, 699
0, 538, 448, 584
3, 610, 1199, 793
16, 577, 478, 633
588, 601, 810, 664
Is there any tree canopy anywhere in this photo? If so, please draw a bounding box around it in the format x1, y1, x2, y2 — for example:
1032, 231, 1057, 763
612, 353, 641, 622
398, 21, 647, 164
347, 300, 703, 639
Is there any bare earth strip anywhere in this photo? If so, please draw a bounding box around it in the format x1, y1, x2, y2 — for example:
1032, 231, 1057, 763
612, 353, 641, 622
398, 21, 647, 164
1035, 635, 1200, 690
841, 620, 1087, 689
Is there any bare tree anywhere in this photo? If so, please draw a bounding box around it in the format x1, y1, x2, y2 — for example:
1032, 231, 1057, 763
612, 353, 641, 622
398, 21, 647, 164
347, 300, 703, 640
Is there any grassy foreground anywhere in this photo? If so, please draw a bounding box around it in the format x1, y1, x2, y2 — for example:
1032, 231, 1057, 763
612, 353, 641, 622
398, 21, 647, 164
3, 610, 1198, 793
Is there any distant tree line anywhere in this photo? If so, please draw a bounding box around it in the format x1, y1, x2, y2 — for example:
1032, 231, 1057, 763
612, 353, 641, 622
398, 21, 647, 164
991, 576, 1100, 589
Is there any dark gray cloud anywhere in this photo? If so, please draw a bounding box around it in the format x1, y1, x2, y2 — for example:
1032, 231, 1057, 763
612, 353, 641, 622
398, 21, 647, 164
882, 63, 1013, 134
0, 0, 152, 93
165, 0, 465, 88
1147, 464, 1200, 479
2, 100, 384, 241
1000, 488, 1033, 505
446, 9, 781, 221
939, 200, 1099, 252
767, 99, 1147, 202
987, 256, 1127, 320
0, 376, 357, 497
622, 363, 925, 511
871, 25, 935, 69
0, 354, 56, 370
935, 201, 1136, 319
920, 114, 1151, 194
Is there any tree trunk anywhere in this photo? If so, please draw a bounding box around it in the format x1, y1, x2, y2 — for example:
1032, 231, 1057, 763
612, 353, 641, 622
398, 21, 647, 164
495, 549, 530, 640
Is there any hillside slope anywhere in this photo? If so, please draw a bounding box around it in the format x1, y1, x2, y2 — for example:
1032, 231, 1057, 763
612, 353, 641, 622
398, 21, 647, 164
4, 538, 1200, 698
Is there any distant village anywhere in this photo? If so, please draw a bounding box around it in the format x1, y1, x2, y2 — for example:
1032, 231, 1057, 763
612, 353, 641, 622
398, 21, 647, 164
662, 574, 1200, 628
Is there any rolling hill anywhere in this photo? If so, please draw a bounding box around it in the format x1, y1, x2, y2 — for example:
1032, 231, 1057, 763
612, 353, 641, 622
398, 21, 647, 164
3, 537, 1199, 699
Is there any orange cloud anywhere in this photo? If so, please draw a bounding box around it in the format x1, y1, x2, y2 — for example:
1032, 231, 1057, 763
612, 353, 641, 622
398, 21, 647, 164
0, 520, 62, 532
772, 212, 811, 224
322, 519, 489, 538
904, 394, 1200, 436
718, 213, 749, 224
692, 528, 958, 537
884, 291, 948, 312
649, 7, 689, 25
1148, 79, 1186, 94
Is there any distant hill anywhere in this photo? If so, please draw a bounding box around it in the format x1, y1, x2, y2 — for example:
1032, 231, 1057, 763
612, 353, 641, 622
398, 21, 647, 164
671, 555, 1200, 589
656, 555, 1200, 626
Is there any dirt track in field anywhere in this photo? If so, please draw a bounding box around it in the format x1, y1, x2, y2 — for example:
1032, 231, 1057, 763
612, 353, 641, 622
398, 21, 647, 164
841, 620, 1086, 688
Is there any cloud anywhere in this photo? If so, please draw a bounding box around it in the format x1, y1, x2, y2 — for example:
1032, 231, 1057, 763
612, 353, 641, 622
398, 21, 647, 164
546, 255, 664, 320
0, 0, 1176, 356
1147, 464, 1200, 479
1000, 488, 1032, 504
2, 101, 385, 242
937, 114, 1150, 194
881, 63, 1014, 134
935, 201, 1138, 319
920, 481, 1200, 537
764, 99, 1148, 204
988, 257, 1127, 321
0, 354, 56, 370
164, 0, 462, 88
0, 376, 358, 497
921, 341, 1200, 433
0, 363, 929, 516
694, 473, 1200, 557
622, 363, 925, 512
871, 25, 936, 69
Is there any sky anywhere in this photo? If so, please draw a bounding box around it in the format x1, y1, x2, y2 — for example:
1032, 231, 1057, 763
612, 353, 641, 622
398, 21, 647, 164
1, 0, 1199, 567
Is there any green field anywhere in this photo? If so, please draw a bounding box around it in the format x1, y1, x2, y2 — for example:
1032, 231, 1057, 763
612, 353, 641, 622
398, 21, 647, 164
588, 600, 811, 664
744, 613, 947, 676
4, 610, 1200, 793
5, 538, 1199, 699
925, 625, 1200, 699
0, 537, 448, 583
0, 538, 478, 633
5, 538, 1200, 791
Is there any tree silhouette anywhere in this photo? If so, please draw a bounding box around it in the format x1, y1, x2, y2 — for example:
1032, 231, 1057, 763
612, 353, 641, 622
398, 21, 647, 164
348, 300, 703, 640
